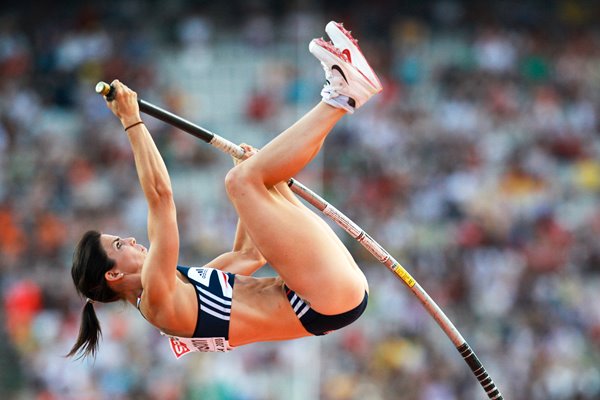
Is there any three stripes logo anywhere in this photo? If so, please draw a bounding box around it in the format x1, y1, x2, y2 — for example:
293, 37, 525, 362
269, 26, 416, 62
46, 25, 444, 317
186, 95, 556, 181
287, 290, 310, 319
189, 267, 233, 321
198, 285, 231, 321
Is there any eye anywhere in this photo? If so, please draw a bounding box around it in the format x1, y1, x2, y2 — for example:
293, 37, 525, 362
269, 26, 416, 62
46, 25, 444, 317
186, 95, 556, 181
116, 241, 122, 250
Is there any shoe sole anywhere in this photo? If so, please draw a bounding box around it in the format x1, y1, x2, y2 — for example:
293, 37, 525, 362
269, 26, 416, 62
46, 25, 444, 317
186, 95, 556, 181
309, 39, 379, 107
325, 21, 382, 92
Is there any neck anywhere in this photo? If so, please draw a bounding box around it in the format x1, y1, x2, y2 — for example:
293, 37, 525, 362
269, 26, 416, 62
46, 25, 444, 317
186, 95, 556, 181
109, 274, 143, 307
124, 289, 144, 307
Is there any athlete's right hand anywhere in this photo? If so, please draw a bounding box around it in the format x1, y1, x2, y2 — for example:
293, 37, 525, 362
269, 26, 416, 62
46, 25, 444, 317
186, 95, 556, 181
105, 80, 142, 129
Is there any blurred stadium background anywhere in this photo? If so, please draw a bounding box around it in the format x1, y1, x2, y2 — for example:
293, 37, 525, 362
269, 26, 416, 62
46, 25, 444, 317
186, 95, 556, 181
1, 0, 600, 399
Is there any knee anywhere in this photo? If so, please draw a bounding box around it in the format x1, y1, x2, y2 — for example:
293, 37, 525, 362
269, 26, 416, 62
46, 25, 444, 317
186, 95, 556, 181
225, 163, 255, 198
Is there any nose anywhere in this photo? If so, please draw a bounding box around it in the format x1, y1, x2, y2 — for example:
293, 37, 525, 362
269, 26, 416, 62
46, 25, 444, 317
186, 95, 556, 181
127, 237, 136, 245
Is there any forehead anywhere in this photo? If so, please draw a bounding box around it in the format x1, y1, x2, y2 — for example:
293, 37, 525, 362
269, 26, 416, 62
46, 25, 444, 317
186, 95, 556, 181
99, 234, 118, 251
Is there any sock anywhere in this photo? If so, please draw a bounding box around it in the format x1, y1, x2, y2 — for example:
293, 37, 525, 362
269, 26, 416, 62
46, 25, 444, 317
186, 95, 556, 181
320, 86, 355, 114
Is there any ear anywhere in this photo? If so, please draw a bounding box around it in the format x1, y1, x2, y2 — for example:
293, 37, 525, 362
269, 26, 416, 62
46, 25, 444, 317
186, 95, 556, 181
105, 270, 124, 282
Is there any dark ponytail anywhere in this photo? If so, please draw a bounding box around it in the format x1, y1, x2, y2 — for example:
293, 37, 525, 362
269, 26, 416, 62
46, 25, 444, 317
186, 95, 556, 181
67, 230, 120, 359
66, 301, 102, 359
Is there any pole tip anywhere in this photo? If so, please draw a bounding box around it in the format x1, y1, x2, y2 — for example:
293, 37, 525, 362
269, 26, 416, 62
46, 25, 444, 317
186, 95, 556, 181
95, 81, 111, 96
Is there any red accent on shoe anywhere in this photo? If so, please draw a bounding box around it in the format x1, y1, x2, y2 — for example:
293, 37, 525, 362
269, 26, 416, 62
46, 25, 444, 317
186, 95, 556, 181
328, 21, 381, 90
342, 49, 352, 63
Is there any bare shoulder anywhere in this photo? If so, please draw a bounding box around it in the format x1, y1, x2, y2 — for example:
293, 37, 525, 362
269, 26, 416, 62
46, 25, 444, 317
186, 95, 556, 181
141, 276, 198, 337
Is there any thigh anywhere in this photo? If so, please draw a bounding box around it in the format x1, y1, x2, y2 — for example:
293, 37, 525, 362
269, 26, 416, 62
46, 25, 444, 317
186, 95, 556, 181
273, 184, 368, 293
230, 182, 365, 314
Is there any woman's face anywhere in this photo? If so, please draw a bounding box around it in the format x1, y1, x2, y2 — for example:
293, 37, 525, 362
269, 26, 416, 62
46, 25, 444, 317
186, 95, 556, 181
100, 234, 147, 276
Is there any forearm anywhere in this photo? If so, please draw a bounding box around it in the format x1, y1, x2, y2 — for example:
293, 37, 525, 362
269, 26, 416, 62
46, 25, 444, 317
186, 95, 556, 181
106, 79, 174, 208
232, 219, 255, 251
208, 250, 265, 275
126, 124, 173, 207
232, 219, 266, 264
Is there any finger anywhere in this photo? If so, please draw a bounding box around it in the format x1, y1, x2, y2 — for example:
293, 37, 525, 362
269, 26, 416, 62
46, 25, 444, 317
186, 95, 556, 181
110, 80, 134, 98
241, 143, 256, 154
110, 79, 122, 91
106, 80, 122, 102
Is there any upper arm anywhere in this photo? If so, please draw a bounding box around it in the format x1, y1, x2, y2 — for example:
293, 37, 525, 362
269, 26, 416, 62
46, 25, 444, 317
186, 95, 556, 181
141, 196, 180, 309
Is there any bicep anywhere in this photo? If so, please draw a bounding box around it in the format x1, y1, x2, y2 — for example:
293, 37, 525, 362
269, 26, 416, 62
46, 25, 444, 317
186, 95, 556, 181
141, 198, 180, 305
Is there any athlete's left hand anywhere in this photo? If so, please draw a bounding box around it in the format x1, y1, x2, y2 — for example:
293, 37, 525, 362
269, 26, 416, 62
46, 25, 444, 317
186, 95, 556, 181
232, 143, 259, 165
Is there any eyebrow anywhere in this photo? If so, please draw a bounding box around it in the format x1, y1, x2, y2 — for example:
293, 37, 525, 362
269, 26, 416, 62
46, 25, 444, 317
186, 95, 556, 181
112, 237, 121, 246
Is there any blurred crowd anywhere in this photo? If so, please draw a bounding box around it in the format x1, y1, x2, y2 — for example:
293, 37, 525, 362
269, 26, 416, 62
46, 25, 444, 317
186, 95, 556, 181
1, 1, 600, 399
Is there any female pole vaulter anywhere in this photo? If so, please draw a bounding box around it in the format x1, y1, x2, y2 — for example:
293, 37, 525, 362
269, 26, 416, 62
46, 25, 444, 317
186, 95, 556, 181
68, 21, 382, 359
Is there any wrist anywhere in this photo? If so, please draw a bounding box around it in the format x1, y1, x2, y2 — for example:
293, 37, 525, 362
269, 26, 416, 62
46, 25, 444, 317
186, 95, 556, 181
121, 116, 142, 129
124, 120, 144, 132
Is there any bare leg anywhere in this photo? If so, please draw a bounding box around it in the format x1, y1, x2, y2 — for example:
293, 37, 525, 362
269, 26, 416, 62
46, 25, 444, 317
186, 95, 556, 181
225, 103, 367, 315
241, 102, 345, 187
272, 181, 366, 289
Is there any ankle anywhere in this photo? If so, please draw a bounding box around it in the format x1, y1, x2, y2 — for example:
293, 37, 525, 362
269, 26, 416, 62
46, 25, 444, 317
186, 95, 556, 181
321, 95, 354, 114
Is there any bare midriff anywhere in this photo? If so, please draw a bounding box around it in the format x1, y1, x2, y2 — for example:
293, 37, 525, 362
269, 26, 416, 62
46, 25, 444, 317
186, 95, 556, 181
228, 275, 309, 346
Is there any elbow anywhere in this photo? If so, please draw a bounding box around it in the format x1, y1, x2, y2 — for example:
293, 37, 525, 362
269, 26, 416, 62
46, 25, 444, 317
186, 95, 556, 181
155, 184, 174, 200
241, 248, 266, 266
147, 185, 175, 208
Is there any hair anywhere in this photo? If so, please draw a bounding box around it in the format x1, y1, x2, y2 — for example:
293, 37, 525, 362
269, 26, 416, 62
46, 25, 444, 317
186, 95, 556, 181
67, 230, 120, 359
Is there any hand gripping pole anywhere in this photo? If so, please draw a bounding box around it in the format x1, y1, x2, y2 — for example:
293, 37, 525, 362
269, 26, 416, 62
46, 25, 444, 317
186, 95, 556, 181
96, 82, 504, 399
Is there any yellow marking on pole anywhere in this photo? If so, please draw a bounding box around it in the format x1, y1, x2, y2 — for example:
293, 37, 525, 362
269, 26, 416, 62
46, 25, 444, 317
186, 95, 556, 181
391, 262, 416, 287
